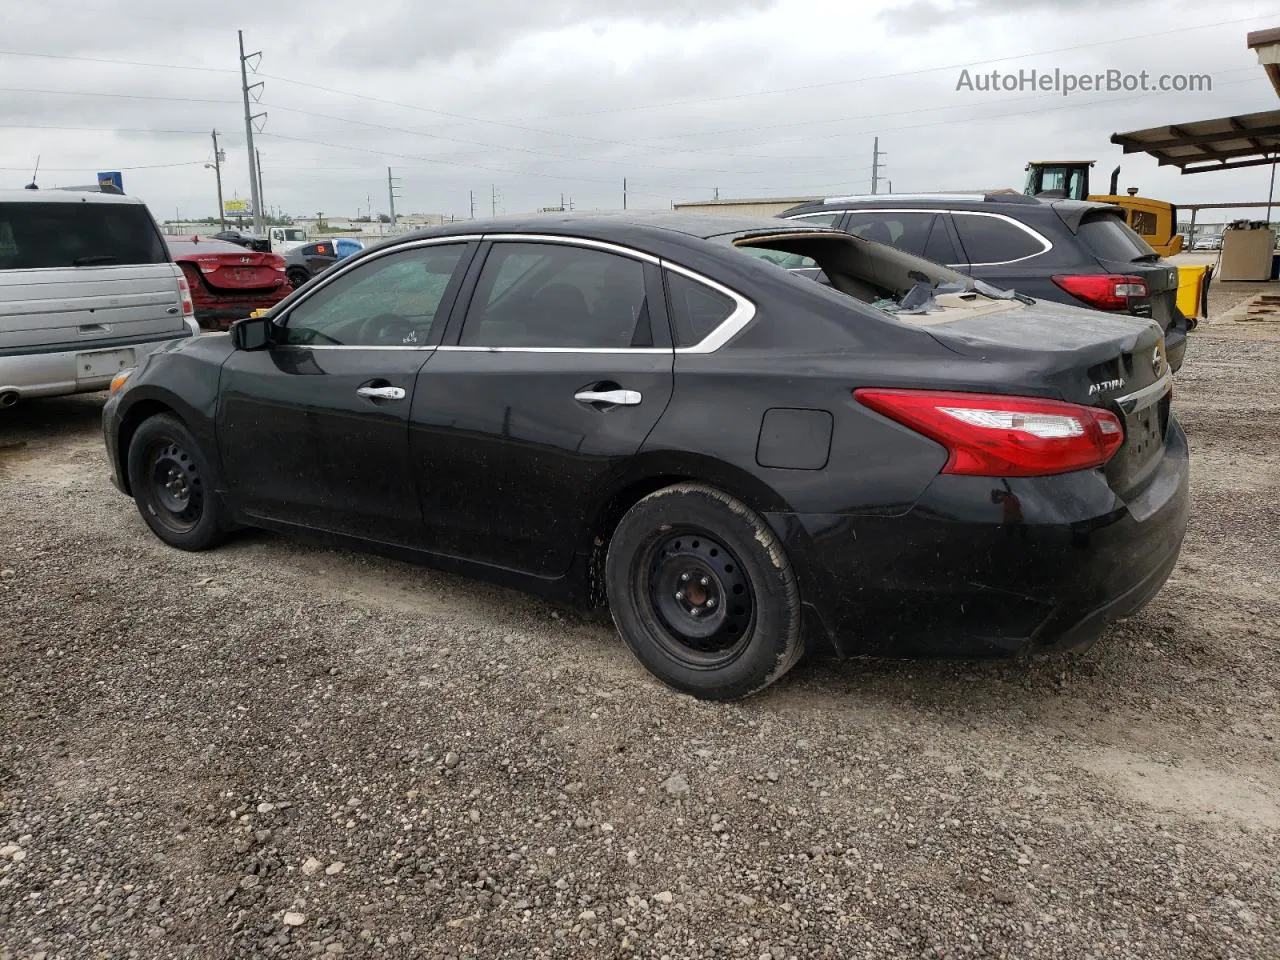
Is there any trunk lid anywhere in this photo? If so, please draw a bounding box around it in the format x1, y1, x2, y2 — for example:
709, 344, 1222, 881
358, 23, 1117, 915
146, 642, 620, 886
920, 300, 1171, 495
170, 239, 285, 292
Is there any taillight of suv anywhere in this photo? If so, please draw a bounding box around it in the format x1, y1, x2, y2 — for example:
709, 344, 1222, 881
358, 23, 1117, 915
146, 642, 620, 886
1051, 274, 1148, 311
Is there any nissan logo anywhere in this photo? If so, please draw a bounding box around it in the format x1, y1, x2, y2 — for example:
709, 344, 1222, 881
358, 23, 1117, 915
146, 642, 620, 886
1152, 346, 1165, 377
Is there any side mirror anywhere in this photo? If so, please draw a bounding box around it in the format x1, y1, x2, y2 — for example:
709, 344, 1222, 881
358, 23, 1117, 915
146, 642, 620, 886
232, 315, 272, 351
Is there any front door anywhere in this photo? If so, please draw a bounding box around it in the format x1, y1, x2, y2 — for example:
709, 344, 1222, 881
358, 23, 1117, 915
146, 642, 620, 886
216, 240, 475, 544
410, 239, 674, 576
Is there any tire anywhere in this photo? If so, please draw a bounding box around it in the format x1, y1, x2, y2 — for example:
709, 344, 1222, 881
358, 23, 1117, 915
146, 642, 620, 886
605, 483, 803, 701
126, 413, 227, 551
287, 268, 310, 290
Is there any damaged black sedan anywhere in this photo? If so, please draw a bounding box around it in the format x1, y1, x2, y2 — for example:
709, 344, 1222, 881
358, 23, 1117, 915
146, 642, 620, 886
102, 213, 1189, 700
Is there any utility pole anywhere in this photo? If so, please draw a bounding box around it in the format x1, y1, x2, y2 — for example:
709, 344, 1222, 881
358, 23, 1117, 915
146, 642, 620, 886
209, 130, 226, 230
256, 148, 265, 223
387, 167, 400, 228
623, 177, 627, 211
238, 30, 266, 234
713, 186, 719, 201
491, 184, 500, 217
871, 136, 887, 195
469, 190, 476, 219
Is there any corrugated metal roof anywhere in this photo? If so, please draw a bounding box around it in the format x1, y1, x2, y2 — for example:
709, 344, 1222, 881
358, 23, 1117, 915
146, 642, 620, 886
1110, 108, 1280, 175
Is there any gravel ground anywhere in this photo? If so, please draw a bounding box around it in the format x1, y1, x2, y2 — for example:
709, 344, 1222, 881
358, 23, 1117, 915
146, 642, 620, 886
1, 324, 1278, 960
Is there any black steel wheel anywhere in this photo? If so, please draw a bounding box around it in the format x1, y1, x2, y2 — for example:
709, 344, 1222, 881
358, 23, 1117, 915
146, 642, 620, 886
287, 268, 310, 289
642, 530, 755, 667
606, 483, 803, 700
143, 440, 204, 535
126, 413, 228, 551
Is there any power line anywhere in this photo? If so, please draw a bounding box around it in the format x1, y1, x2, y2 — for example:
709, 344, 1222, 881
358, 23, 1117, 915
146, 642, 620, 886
261, 103, 735, 173
0, 86, 239, 105
514, 14, 1273, 120
0, 48, 236, 73
0, 159, 208, 171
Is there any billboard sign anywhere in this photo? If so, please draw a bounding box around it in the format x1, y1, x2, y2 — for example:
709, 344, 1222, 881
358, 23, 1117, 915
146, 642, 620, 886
223, 198, 252, 217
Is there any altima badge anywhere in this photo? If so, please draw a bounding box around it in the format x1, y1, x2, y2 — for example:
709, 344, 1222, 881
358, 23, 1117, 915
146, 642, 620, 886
1089, 378, 1126, 395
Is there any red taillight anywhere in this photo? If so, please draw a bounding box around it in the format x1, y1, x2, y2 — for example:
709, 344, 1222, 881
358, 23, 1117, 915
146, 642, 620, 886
196, 258, 221, 275
177, 276, 194, 316
1051, 274, 1147, 311
855, 389, 1124, 477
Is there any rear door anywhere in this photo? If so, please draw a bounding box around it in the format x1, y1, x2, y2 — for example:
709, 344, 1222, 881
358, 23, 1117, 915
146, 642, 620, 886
0, 200, 184, 354
216, 239, 475, 544
410, 238, 674, 576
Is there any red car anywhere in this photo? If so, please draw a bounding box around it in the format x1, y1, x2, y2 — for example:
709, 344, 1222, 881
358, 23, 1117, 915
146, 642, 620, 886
165, 237, 291, 330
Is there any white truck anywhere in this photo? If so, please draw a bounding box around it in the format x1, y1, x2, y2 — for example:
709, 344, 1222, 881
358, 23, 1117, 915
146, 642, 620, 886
214, 226, 309, 255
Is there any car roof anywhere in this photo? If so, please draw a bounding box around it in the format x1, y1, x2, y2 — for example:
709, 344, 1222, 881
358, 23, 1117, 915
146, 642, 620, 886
782, 193, 1117, 217
0, 188, 146, 206
390, 211, 842, 248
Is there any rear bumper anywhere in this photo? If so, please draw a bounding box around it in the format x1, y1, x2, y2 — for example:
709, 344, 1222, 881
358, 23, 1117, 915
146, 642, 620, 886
0, 327, 195, 402
769, 417, 1190, 659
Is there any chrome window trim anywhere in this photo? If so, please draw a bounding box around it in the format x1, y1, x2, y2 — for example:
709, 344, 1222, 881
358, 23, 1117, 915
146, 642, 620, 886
272, 235, 482, 342
481, 233, 661, 264
279, 344, 438, 352
786, 208, 1053, 267
661, 260, 757, 354
272, 231, 756, 355
437, 346, 669, 354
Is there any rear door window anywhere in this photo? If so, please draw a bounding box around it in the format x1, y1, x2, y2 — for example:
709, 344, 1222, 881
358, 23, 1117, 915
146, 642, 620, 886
952, 213, 1047, 265
460, 242, 652, 349
1077, 213, 1157, 261
0, 201, 168, 269
844, 212, 936, 256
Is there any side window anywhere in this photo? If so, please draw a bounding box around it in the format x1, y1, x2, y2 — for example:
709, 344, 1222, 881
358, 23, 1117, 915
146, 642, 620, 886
284, 244, 466, 346
922, 216, 960, 264
845, 212, 935, 256
666, 271, 735, 348
952, 214, 1046, 265
789, 212, 840, 227
460, 242, 651, 349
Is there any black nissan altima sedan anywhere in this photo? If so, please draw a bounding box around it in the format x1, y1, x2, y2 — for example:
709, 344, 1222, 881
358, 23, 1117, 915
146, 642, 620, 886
102, 213, 1189, 700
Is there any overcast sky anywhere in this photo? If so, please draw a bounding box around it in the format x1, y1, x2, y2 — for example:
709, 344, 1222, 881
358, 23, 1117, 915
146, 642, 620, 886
1, 0, 1277, 222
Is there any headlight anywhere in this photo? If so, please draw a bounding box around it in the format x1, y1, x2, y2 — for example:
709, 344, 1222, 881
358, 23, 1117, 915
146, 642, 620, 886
109, 369, 134, 395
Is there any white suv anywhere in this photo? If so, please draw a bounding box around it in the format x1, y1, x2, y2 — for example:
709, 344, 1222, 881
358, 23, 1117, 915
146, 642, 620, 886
0, 188, 198, 408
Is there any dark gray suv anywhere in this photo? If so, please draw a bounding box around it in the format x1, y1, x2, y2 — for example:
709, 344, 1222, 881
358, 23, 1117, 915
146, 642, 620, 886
779, 193, 1189, 372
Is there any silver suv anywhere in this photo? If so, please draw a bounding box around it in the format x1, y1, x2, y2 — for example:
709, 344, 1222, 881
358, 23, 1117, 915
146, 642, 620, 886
0, 188, 198, 408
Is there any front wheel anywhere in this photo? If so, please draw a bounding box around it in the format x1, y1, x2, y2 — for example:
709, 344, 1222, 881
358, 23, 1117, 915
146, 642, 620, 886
126, 413, 228, 551
605, 484, 803, 700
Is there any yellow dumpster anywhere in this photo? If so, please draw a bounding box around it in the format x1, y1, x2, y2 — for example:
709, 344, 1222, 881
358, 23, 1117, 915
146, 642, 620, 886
1175, 264, 1212, 320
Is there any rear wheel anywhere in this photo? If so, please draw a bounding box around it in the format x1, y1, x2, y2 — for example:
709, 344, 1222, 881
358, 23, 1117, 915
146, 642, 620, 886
605, 483, 803, 700
287, 267, 310, 289
126, 414, 227, 551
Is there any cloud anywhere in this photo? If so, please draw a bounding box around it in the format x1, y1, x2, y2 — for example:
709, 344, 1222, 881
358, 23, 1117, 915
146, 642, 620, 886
0, 0, 1274, 220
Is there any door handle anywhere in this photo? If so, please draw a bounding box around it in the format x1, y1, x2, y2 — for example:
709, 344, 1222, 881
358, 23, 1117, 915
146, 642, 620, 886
574, 389, 642, 406
357, 385, 406, 401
